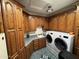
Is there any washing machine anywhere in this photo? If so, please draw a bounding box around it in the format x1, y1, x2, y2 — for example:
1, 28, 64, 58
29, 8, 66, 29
46, 31, 74, 59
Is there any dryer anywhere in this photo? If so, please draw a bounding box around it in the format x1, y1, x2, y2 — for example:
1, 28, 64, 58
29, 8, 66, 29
46, 31, 74, 59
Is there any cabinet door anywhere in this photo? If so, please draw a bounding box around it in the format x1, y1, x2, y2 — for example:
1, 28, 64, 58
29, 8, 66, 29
23, 12, 29, 32
14, 5, 24, 50
29, 41, 34, 55
29, 16, 36, 31
42, 18, 48, 30
58, 13, 67, 31
3, 1, 17, 57
74, 47, 79, 59
18, 48, 26, 59
38, 39, 43, 49
49, 16, 58, 30
26, 45, 30, 59
76, 12, 79, 26
33, 39, 39, 51
42, 38, 46, 47
66, 12, 75, 32
38, 38, 46, 49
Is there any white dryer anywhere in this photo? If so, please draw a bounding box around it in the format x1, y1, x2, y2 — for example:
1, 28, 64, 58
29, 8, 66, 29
46, 31, 74, 59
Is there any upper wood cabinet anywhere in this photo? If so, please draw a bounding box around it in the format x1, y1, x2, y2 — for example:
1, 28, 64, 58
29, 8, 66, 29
2, 0, 25, 59
23, 14, 48, 32
49, 11, 76, 32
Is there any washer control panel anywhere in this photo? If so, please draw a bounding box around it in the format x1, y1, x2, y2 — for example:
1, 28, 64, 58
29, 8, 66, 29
63, 36, 68, 39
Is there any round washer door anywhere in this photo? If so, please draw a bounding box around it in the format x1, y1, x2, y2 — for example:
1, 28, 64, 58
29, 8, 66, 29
54, 38, 67, 51
46, 34, 52, 43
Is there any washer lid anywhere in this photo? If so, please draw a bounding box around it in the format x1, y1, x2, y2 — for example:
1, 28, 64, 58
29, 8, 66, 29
55, 38, 67, 51
46, 34, 52, 43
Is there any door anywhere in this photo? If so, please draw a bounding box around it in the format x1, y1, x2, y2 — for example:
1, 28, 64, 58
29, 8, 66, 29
0, 33, 8, 59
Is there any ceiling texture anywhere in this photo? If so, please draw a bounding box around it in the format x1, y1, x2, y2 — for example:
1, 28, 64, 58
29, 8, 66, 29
16, 0, 78, 17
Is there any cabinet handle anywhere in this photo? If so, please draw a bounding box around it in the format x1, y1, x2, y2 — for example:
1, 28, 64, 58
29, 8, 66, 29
2, 37, 4, 40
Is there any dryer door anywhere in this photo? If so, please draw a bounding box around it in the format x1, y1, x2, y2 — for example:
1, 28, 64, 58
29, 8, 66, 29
46, 34, 52, 43
55, 38, 67, 51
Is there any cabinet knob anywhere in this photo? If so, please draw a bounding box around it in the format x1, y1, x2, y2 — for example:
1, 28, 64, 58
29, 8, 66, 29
2, 37, 4, 40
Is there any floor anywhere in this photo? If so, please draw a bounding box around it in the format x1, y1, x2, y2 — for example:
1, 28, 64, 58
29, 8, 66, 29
30, 47, 57, 59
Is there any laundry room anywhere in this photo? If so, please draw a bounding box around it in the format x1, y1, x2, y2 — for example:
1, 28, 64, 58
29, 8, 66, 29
0, 0, 79, 59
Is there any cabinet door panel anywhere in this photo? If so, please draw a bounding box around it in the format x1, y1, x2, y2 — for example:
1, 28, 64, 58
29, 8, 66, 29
5, 2, 15, 29
16, 30, 24, 50
15, 5, 23, 29
7, 31, 17, 56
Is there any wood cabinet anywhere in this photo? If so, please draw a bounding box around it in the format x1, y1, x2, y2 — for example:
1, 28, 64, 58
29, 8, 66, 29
49, 11, 76, 32
25, 38, 46, 59
2, 0, 25, 59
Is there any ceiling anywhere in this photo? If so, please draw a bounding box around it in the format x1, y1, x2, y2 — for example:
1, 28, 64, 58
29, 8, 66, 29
16, 0, 78, 17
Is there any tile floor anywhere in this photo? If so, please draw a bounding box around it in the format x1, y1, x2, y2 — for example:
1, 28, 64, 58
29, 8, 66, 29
30, 47, 57, 59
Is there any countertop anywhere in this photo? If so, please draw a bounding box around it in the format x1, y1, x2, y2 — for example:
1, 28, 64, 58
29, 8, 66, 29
24, 34, 45, 46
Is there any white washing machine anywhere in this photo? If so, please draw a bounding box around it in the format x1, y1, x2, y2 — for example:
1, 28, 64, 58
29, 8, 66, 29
46, 31, 74, 59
